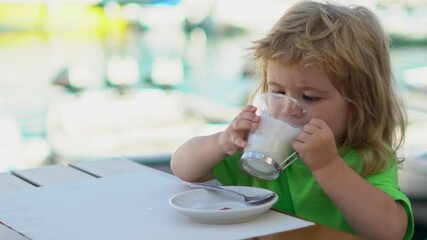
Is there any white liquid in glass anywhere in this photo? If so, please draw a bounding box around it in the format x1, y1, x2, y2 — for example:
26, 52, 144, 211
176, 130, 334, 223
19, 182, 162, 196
245, 112, 300, 166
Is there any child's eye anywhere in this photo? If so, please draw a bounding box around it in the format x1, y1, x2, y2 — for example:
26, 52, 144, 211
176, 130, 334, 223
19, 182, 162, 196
270, 90, 286, 95
302, 94, 320, 102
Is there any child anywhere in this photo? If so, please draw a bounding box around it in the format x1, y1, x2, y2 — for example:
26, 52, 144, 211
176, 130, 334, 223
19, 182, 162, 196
170, 1, 413, 239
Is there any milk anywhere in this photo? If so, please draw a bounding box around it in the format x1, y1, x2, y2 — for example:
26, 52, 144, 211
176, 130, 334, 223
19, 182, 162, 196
245, 112, 300, 166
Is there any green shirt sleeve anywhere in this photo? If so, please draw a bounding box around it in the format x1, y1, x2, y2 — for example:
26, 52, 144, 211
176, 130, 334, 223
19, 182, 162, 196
366, 164, 414, 240
213, 151, 242, 185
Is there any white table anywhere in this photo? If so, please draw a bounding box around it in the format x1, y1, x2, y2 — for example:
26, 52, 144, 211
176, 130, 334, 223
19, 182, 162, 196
0, 158, 359, 240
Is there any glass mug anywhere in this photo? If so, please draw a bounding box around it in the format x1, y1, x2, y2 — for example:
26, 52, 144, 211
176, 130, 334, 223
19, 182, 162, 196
240, 93, 310, 180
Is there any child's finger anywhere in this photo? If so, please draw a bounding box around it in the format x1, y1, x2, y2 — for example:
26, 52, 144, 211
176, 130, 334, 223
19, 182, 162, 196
302, 123, 319, 135
229, 132, 247, 148
308, 118, 327, 129
232, 113, 259, 130
295, 131, 311, 143
241, 105, 257, 113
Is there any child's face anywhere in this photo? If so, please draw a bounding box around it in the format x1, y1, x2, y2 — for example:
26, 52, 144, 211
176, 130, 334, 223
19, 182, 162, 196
266, 60, 348, 141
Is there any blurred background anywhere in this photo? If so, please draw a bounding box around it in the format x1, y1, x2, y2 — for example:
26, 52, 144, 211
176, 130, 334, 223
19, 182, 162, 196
0, 0, 427, 238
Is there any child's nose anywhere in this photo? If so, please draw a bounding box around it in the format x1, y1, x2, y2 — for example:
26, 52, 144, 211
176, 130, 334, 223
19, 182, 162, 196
281, 102, 304, 119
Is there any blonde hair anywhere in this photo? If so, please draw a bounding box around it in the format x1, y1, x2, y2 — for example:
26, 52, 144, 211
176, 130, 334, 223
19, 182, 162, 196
251, 0, 406, 176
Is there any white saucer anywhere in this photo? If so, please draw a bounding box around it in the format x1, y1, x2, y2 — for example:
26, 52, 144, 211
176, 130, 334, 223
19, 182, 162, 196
169, 186, 278, 224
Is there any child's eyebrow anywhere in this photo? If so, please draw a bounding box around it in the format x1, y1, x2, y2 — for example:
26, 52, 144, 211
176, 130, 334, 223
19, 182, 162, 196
267, 81, 283, 88
301, 86, 329, 94
267, 81, 329, 94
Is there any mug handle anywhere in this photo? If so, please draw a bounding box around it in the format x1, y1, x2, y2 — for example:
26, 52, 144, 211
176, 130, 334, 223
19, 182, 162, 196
278, 151, 299, 173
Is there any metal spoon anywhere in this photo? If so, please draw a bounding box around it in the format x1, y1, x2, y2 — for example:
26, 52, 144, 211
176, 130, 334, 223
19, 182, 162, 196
189, 182, 276, 205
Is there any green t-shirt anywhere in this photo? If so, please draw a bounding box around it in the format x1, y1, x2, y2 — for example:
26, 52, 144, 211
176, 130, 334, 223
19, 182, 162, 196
213, 149, 414, 239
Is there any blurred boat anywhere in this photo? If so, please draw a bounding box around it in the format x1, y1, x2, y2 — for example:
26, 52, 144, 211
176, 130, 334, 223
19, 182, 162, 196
0, 111, 23, 170
375, 1, 427, 42
45, 87, 237, 162
404, 66, 427, 92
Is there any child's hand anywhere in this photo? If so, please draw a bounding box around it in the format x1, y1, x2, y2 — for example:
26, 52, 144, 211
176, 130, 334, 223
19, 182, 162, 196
218, 105, 260, 155
292, 118, 339, 171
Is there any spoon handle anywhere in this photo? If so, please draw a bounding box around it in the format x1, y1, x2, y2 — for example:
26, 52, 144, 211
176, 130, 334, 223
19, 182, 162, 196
189, 182, 245, 198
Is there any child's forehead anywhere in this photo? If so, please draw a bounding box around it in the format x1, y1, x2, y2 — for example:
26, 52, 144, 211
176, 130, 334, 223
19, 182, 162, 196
267, 60, 325, 79
266, 60, 336, 90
